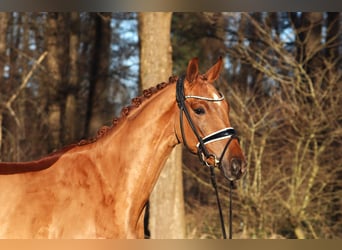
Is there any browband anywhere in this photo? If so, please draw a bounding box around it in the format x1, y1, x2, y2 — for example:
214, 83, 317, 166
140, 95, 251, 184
184, 93, 225, 102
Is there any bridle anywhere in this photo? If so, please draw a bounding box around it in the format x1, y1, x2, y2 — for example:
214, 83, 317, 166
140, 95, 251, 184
176, 76, 239, 175
176, 76, 239, 239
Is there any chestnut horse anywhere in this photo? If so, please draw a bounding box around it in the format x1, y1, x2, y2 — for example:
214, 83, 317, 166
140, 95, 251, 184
0, 58, 246, 238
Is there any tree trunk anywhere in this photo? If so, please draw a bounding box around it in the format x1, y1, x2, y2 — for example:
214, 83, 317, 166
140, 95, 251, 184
0, 12, 9, 157
138, 12, 186, 239
84, 13, 111, 138
301, 12, 323, 82
45, 13, 63, 150
64, 12, 80, 143
325, 11, 341, 237
0, 12, 8, 81
291, 12, 323, 74
325, 12, 340, 63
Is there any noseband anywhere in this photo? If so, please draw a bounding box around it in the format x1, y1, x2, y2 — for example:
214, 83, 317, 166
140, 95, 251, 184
176, 76, 238, 169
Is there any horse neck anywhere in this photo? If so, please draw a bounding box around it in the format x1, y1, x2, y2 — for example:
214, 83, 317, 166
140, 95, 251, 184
96, 83, 179, 199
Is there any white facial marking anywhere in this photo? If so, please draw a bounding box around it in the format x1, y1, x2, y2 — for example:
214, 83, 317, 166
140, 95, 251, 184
212, 92, 223, 106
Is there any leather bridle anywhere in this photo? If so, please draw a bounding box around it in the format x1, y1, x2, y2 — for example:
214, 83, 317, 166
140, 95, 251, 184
176, 76, 239, 239
176, 76, 239, 170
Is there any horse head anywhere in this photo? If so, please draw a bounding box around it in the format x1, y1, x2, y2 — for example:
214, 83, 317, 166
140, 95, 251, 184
175, 57, 246, 181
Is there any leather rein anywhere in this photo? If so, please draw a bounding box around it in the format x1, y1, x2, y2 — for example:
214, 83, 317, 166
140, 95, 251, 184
176, 76, 238, 239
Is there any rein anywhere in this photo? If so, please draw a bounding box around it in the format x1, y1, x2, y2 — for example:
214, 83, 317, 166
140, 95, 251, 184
176, 76, 238, 239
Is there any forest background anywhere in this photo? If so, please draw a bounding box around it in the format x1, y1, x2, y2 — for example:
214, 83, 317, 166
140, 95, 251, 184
0, 12, 341, 239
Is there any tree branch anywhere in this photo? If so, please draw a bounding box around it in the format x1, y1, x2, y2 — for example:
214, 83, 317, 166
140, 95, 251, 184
3, 51, 48, 126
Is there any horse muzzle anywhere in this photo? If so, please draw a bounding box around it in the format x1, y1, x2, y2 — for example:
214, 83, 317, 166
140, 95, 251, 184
197, 127, 247, 181
220, 157, 247, 181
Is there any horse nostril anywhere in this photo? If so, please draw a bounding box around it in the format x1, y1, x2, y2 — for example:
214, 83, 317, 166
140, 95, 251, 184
231, 158, 242, 176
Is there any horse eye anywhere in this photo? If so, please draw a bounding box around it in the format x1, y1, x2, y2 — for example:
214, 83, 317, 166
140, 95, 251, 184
194, 107, 205, 115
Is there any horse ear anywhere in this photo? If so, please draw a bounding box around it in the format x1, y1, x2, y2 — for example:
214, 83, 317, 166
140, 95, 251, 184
205, 56, 223, 83
186, 57, 199, 83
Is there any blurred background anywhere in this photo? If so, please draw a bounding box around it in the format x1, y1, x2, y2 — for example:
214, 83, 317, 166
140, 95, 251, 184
0, 12, 341, 239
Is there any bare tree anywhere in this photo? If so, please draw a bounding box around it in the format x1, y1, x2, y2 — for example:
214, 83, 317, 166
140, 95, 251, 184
63, 12, 80, 143
226, 12, 341, 239
0, 12, 9, 158
0, 12, 8, 80
139, 12, 186, 239
45, 13, 67, 149
84, 13, 112, 138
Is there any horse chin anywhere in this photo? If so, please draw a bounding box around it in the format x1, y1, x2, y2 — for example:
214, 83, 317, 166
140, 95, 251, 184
220, 167, 237, 181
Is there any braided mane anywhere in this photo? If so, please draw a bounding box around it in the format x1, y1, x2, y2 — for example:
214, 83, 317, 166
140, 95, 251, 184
0, 77, 178, 174
77, 76, 178, 146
